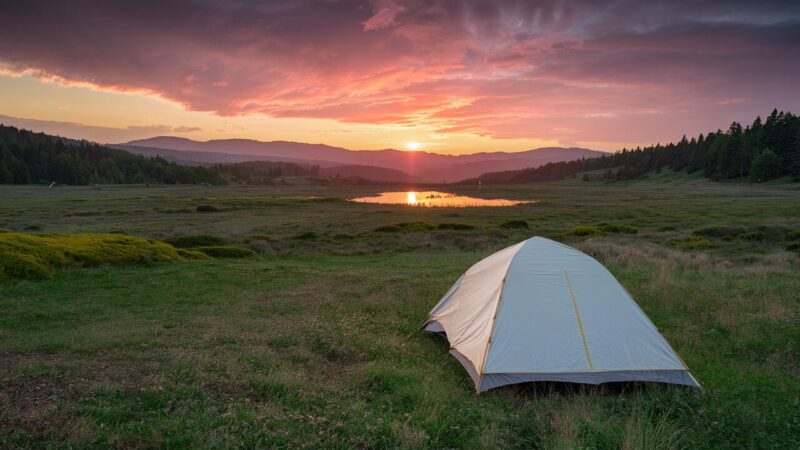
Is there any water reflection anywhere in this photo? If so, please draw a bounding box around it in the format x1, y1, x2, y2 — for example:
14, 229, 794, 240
350, 191, 530, 207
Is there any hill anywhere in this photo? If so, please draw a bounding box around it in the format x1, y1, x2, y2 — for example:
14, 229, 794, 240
0, 125, 225, 185
0, 125, 364, 186
468, 109, 800, 184
318, 165, 416, 183
121, 137, 603, 182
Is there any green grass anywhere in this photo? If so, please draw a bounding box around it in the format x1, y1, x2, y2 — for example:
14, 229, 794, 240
0, 232, 184, 280
194, 245, 256, 258
0, 179, 799, 448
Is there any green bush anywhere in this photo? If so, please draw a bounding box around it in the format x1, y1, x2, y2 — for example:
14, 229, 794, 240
500, 219, 528, 229
600, 223, 639, 234
786, 229, 800, 241
437, 223, 475, 230
196, 205, 218, 212
1, 232, 184, 280
667, 235, 712, 250
195, 246, 255, 258
737, 231, 766, 241
163, 234, 225, 248
657, 225, 677, 231
176, 248, 212, 260
568, 225, 605, 236
693, 226, 746, 239
786, 242, 800, 252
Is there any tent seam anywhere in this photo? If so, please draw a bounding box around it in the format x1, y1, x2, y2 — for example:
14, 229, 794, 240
476, 238, 530, 391
565, 270, 594, 370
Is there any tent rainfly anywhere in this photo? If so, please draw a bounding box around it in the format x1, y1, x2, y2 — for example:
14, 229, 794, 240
421, 236, 699, 393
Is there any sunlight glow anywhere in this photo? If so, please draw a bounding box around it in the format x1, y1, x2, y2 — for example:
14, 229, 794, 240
351, 191, 532, 207
405, 141, 422, 151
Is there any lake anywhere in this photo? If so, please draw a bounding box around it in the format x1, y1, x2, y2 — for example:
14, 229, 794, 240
350, 191, 531, 207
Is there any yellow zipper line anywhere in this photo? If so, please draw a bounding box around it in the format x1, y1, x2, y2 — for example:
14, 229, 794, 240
565, 270, 593, 370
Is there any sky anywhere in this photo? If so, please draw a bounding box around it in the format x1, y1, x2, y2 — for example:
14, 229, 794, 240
0, 0, 799, 154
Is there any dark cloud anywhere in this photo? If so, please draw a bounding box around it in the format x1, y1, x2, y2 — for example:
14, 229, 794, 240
0, 0, 799, 142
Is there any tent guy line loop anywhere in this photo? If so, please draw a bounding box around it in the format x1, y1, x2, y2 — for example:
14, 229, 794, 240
564, 270, 593, 370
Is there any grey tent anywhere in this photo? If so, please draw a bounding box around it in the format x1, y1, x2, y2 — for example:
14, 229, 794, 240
421, 236, 699, 393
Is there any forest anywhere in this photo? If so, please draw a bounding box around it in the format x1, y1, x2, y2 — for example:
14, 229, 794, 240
0, 125, 319, 185
475, 109, 800, 184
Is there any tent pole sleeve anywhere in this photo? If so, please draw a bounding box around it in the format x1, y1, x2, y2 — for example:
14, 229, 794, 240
565, 270, 593, 370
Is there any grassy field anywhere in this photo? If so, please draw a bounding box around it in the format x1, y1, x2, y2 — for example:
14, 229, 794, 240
1, 176, 799, 448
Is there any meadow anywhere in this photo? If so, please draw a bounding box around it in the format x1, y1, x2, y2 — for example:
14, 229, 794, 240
1, 174, 799, 448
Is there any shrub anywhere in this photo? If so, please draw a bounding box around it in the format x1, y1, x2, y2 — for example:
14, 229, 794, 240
500, 219, 529, 229
0, 232, 184, 280
568, 225, 605, 236
1, 251, 53, 280
164, 234, 225, 248
657, 225, 677, 231
176, 248, 212, 260
786, 242, 800, 252
23, 225, 42, 231
737, 231, 766, 241
195, 246, 255, 258
786, 229, 800, 241
292, 231, 318, 240
437, 223, 475, 230
600, 223, 639, 234
667, 235, 712, 250
692, 226, 747, 240
196, 205, 218, 212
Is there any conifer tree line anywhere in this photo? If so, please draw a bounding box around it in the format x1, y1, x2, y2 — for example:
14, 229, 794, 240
0, 125, 319, 185
477, 109, 800, 184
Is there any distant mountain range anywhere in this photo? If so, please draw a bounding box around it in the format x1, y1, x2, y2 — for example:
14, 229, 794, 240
117, 137, 604, 183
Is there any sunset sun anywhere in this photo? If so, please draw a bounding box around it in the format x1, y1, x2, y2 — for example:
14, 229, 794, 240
405, 141, 422, 151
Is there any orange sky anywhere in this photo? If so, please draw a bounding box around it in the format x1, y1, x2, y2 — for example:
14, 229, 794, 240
0, 73, 563, 153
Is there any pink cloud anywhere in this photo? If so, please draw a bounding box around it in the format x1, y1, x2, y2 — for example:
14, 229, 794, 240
0, 0, 799, 147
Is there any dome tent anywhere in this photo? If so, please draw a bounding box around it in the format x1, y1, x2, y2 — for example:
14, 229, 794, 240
421, 236, 699, 393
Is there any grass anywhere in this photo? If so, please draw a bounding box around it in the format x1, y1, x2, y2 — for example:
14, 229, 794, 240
194, 245, 256, 258
0, 232, 184, 280
163, 234, 226, 248
0, 178, 799, 448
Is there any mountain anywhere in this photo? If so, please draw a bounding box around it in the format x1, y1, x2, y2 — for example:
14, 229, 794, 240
318, 165, 417, 183
117, 144, 417, 183
120, 137, 605, 182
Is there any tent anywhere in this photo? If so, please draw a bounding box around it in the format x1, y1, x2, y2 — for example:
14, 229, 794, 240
421, 236, 699, 393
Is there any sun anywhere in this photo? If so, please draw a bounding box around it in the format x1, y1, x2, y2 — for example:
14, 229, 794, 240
405, 141, 422, 151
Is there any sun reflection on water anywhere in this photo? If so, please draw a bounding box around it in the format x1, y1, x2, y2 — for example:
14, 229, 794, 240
351, 191, 530, 207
